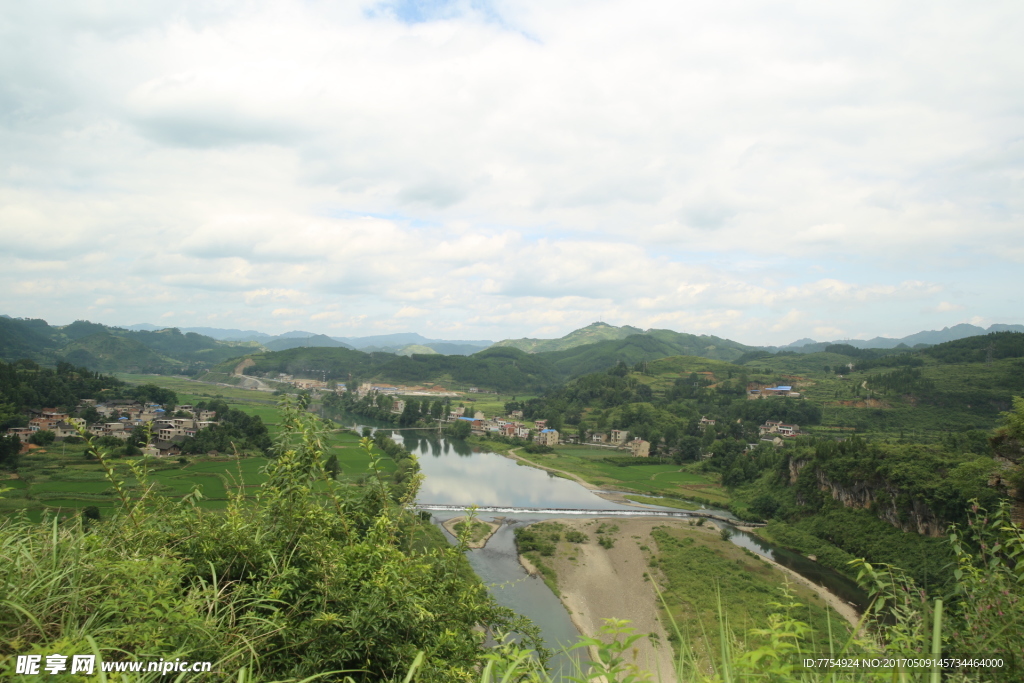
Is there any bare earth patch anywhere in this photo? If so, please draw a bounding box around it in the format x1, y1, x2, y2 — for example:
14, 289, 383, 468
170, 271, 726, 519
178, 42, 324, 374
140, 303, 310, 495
526, 517, 860, 678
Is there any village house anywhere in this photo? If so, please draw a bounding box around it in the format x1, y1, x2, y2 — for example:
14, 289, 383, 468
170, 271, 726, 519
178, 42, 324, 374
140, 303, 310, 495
391, 400, 406, 415
698, 416, 716, 430
293, 379, 327, 390
509, 410, 524, 419
590, 432, 609, 444
52, 422, 81, 439
628, 437, 650, 458
777, 424, 800, 437
29, 416, 60, 432
609, 429, 629, 445
152, 435, 187, 457
535, 429, 559, 447
534, 419, 548, 430
759, 420, 800, 437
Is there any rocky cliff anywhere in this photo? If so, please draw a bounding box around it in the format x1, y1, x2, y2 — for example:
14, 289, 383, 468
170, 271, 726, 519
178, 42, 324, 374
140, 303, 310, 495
789, 457, 945, 536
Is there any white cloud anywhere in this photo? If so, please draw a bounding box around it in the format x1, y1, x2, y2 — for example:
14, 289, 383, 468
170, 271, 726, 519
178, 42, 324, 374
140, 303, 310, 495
924, 301, 966, 313
0, 0, 1021, 344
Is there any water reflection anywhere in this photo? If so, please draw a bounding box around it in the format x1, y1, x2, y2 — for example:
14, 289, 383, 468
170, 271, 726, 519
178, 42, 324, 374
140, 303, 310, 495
334, 414, 868, 627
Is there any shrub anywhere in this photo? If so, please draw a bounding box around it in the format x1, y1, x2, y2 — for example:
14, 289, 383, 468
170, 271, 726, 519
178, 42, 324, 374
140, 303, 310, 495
0, 399, 540, 682
29, 430, 56, 446
565, 530, 588, 543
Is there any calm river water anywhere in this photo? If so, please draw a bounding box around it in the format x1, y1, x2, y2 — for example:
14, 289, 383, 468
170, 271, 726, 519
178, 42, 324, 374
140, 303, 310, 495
342, 419, 866, 675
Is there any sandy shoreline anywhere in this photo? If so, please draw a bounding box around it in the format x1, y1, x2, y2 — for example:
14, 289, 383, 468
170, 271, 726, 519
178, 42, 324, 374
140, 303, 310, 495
518, 516, 861, 679
503, 449, 860, 628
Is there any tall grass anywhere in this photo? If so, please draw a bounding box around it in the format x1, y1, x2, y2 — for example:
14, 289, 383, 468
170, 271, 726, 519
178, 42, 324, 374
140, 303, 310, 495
1, 402, 1020, 681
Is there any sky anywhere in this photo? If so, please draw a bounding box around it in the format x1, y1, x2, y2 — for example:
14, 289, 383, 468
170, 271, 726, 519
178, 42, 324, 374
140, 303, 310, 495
1, 0, 1022, 346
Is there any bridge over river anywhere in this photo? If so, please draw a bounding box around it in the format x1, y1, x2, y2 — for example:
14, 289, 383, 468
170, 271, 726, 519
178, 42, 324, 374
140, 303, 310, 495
414, 503, 765, 527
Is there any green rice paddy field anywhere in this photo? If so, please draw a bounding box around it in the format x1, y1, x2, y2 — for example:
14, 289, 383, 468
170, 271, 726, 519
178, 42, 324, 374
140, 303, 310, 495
2, 374, 396, 522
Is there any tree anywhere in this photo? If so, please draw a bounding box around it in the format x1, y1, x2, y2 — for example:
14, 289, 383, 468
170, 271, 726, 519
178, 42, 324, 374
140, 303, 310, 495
0, 434, 20, 470
324, 453, 340, 479
674, 436, 702, 464
29, 430, 55, 446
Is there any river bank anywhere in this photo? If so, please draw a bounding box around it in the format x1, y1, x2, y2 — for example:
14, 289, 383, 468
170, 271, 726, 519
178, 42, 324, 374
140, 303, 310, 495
516, 516, 859, 677
501, 448, 650, 507
440, 516, 501, 549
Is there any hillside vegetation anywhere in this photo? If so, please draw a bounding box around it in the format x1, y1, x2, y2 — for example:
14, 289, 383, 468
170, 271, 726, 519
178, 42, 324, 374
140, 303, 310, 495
492, 321, 646, 353
223, 346, 560, 393
223, 329, 756, 392
0, 316, 259, 373
0, 403, 539, 682
492, 322, 753, 363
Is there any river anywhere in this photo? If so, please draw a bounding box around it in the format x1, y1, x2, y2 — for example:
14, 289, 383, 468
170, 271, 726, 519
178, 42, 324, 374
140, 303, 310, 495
343, 419, 866, 675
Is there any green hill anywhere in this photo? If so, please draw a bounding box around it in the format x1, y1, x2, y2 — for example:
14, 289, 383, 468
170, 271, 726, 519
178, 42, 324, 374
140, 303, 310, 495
263, 334, 354, 352
61, 332, 182, 373
216, 346, 559, 393
374, 347, 557, 392
0, 317, 60, 362
0, 316, 256, 372
491, 321, 645, 353
396, 344, 439, 356
214, 346, 385, 379
535, 330, 752, 377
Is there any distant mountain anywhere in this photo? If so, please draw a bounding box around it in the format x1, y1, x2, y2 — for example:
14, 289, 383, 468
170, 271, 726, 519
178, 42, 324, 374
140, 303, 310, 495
492, 322, 645, 353
536, 329, 753, 376
178, 327, 276, 343
337, 332, 493, 351
782, 338, 818, 348
418, 342, 491, 356
395, 344, 439, 356
264, 334, 354, 352
134, 326, 494, 354
776, 323, 1024, 353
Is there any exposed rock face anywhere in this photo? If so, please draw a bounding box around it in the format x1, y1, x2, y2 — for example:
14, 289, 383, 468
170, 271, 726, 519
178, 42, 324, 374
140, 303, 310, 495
989, 434, 1024, 525
814, 470, 945, 536
789, 456, 945, 537
789, 457, 810, 484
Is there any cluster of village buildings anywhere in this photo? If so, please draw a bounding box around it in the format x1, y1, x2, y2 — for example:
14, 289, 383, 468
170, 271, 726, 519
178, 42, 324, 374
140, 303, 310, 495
748, 385, 801, 398
418, 404, 655, 457
6, 399, 218, 457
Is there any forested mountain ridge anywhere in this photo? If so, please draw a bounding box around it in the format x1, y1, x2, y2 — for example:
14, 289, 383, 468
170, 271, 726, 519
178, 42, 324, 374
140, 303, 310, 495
491, 321, 646, 353
0, 316, 260, 373
770, 322, 1024, 352
219, 346, 560, 393
215, 329, 754, 392
538, 329, 753, 375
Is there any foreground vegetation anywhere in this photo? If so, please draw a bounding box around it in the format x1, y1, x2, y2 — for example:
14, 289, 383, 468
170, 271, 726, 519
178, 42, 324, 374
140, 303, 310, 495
1, 401, 539, 682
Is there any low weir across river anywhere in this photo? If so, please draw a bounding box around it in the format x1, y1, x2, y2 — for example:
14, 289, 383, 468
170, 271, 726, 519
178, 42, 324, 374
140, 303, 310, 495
414, 503, 766, 527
